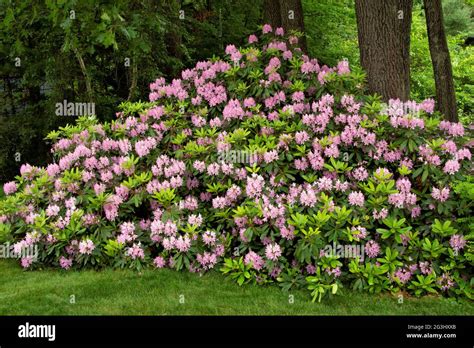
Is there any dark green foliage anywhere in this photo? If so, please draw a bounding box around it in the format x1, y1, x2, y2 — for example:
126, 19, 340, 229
0, 0, 263, 183
303, 0, 359, 67
442, 0, 473, 36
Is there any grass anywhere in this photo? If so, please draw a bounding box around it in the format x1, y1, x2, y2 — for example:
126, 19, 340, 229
0, 259, 472, 315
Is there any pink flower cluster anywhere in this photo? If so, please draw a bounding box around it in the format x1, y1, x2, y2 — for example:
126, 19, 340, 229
3, 181, 17, 195
431, 187, 450, 202
78, 239, 95, 255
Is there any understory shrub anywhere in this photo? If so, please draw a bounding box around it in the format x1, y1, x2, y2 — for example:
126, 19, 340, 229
0, 25, 472, 302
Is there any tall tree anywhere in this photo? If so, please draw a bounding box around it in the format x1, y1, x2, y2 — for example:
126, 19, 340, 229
263, 0, 282, 28
355, 0, 413, 101
263, 0, 307, 52
423, 0, 458, 122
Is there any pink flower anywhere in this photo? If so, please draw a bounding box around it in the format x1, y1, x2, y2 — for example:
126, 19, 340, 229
174, 235, 191, 252
225, 44, 238, 55
244, 97, 256, 108
411, 206, 421, 218
246, 174, 265, 198
135, 137, 157, 157
46, 204, 60, 217
162, 221, 177, 236
202, 231, 217, 246
282, 50, 293, 60
419, 261, 433, 275
365, 240, 380, 258
288, 36, 298, 44
207, 163, 220, 176
394, 268, 412, 284
396, 178, 411, 193
352, 167, 368, 181
301, 61, 318, 74
373, 208, 389, 220
348, 191, 365, 207
443, 160, 460, 175
223, 99, 244, 120
197, 252, 218, 270
456, 148, 471, 161
337, 60, 350, 75
317, 177, 333, 191
300, 187, 317, 207
439, 121, 464, 137
187, 214, 203, 226
352, 226, 367, 240
46, 163, 61, 177
209, 117, 222, 127
306, 264, 316, 274
441, 140, 457, 154
248, 34, 258, 43
335, 180, 349, 192
193, 160, 206, 173
431, 187, 450, 202
126, 243, 145, 260
20, 164, 35, 177
59, 256, 73, 270
263, 150, 279, 163
154, 256, 166, 268
326, 267, 342, 277
94, 183, 106, 196
388, 193, 406, 208
275, 27, 284, 36
420, 98, 435, 113
295, 130, 309, 144
79, 239, 95, 255
449, 234, 466, 253
438, 273, 455, 291
244, 251, 264, 270
294, 158, 308, 170
3, 181, 17, 195
21, 256, 34, 269
262, 24, 272, 34
265, 243, 282, 261
225, 185, 241, 201
212, 196, 227, 209
118, 222, 137, 244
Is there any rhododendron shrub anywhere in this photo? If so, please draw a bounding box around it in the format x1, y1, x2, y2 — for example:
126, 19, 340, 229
0, 25, 472, 301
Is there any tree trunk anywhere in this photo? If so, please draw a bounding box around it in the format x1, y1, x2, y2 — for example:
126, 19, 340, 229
72, 46, 93, 103
355, 0, 413, 101
164, 1, 184, 77
263, 0, 282, 28
279, 0, 307, 52
423, 0, 458, 121
127, 60, 138, 101
263, 0, 307, 52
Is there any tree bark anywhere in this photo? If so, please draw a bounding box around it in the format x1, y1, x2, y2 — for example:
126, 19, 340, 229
263, 0, 307, 52
127, 60, 138, 101
423, 0, 458, 121
72, 46, 93, 103
263, 0, 282, 28
279, 0, 307, 52
355, 0, 413, 101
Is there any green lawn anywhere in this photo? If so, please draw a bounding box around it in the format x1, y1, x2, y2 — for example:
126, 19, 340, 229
0, 259, 472, 315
